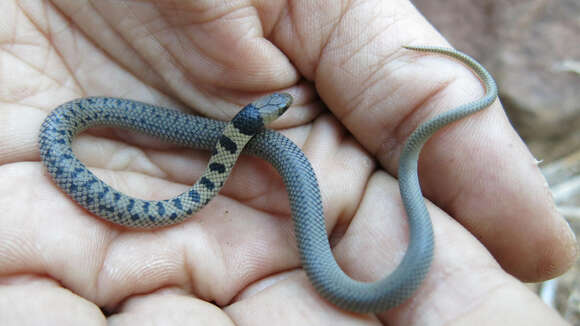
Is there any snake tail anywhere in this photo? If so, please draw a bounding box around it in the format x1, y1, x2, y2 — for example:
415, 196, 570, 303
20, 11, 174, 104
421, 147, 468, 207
298, 46, 498, 312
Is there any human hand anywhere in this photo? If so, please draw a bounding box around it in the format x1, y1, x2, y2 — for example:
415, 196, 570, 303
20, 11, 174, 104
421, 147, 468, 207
0, 1, 574, 325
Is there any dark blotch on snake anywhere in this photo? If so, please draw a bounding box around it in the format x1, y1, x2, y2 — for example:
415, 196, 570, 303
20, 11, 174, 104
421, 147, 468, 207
232, 104, 263, 135
156, 202, 165, 216
219, 135, 237, 154
200, 177, 215, 191
172, 198, 183, 210
209, 162, 226, 174
188, 189, 200, 202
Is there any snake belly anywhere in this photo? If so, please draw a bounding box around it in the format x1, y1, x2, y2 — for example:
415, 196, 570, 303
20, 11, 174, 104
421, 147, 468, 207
38, 47, 498, 313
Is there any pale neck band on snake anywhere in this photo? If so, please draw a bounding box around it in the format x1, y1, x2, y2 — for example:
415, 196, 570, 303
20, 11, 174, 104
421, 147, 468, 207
38, 46, 498, 313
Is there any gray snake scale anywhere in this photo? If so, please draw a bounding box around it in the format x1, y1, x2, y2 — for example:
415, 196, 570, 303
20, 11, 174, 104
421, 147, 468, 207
38, 47, 498, 313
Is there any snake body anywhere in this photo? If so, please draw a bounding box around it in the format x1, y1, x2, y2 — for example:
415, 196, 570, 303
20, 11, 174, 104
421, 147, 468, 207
38, 47, 498, 313
39, 93, 292, 227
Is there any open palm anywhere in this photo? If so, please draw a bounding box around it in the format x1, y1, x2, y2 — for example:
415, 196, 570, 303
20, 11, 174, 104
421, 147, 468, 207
0, 1, 574, 325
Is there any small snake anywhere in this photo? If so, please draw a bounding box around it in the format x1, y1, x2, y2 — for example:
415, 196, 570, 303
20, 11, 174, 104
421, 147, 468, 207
38, 46, 497, 313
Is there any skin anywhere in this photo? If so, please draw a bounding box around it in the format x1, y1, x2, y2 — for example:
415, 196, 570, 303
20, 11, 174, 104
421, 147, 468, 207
0, 0, 575, 325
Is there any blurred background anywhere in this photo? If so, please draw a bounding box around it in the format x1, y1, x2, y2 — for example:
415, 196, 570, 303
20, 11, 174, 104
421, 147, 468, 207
411, 0, 580, 323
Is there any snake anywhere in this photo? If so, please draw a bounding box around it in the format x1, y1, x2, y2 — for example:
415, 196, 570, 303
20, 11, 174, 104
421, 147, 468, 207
38, 46, 498, 313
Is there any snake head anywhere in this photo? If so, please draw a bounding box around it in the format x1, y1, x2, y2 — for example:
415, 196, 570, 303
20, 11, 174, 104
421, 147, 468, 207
251, 93, 293, 126
232, 93, 293, 136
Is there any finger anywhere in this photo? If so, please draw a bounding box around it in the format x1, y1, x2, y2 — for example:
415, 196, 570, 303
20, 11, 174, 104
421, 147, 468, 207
0, 105, 43, 165
8, 0, 301, 129
51, 0, 299, 114
270, 0, 576, 280
226, 272, 380, 325
109, 288, 233, 326
0, 276, 105, 325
